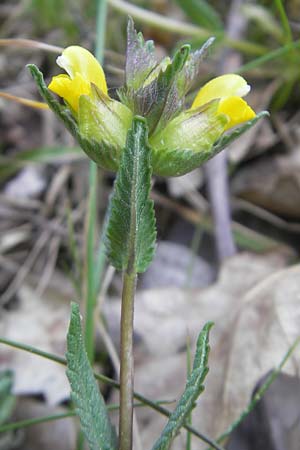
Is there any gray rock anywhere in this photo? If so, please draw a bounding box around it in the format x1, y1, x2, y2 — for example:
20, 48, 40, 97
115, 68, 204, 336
140, 241, 214, 289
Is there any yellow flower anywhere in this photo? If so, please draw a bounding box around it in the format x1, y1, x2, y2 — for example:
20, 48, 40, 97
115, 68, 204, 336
48, 46, 108, 112
192, 74, 256, 130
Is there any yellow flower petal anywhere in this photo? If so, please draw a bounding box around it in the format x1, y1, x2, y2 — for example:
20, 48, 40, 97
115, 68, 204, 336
56, 46, 107, 95
191, 74, 256, 130
48, 73, 91, 112
218, 96, 256, 130
192, 74, 250, 109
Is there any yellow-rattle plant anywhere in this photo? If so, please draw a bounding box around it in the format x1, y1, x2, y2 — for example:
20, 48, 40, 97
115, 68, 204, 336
29, 19, 266, 177
26, 18, 269, 450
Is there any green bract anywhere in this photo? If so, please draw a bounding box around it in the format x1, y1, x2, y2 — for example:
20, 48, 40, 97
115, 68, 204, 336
30, 18, 268, 177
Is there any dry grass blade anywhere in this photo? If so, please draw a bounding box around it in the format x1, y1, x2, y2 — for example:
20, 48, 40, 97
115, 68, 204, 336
35, 235, 61, 297
0, 38, 63, 53
0, 92, 49, 109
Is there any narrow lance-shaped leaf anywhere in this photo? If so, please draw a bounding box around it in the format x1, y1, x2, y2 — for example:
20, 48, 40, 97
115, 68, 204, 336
28, 64, 79, 138
151, 322, 214, 450
105, 116, 156, 273
180, 37, 216, 94
66, 303, 117, 450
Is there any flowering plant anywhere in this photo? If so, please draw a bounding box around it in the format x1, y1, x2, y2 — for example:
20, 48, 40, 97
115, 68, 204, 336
29, 19, 267, 177
25, 19, 269, 450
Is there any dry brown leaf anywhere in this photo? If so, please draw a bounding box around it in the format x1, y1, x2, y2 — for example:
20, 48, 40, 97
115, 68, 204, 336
231, 149, 300, 218
106, 252, 299, 449
0, 285, 70, 405
219, 263, 300, 433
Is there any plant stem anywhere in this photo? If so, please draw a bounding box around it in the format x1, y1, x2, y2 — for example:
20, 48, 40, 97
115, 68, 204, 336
84, 162, 98, 363
186, 334, 192, 450
95, 0, 108, 62
84, 0, 108, 363
0, 401, 172, 434
0, 412, 76, 433
119, 270, 137, 450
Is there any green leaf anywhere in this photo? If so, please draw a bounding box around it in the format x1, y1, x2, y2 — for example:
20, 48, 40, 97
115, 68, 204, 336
106, 117, 156, 273
151, 322, 214, 450
175, 0, 223, 31
28, 64, 79, 137
0, 370, 16, 425
151, 146, 217, 177
212, 110, 269, 154
66, 303, 117, 450
125, 16, 157, 91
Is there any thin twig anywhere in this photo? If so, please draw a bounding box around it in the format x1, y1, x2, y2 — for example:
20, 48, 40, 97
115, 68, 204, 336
0, 230, 50, 306
0, 38, 63, 53
205, 0, 247, 262
96, 265, 143, 450
35, 235, 61, 297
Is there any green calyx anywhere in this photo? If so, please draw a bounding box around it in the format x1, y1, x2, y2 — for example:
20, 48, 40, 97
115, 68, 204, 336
149, 101, 228, 176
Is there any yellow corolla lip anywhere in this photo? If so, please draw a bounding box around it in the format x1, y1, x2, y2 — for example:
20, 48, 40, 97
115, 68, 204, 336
192, 74, 256, 130
218, 96, 255, 129
48, 73, 91, 112
48, 45, 107, 112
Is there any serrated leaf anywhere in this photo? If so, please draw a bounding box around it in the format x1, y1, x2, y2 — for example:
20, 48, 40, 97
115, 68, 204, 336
66, 303, 117, 450
125, 17, 157, 90
78, 137, 120, 172
151, 322, 214, 450
106, 117, 156, 273
212, 111, 269, 154
180, 37, 216, 93
151, 146, 218, 177
28, 64, 79, 138
0, 371, 16, 425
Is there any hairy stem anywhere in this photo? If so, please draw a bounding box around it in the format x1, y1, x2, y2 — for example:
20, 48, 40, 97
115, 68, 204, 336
119, 270, 137, 450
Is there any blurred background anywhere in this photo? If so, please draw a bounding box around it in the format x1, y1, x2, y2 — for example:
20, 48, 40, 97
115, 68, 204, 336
1, 1, 300, 449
